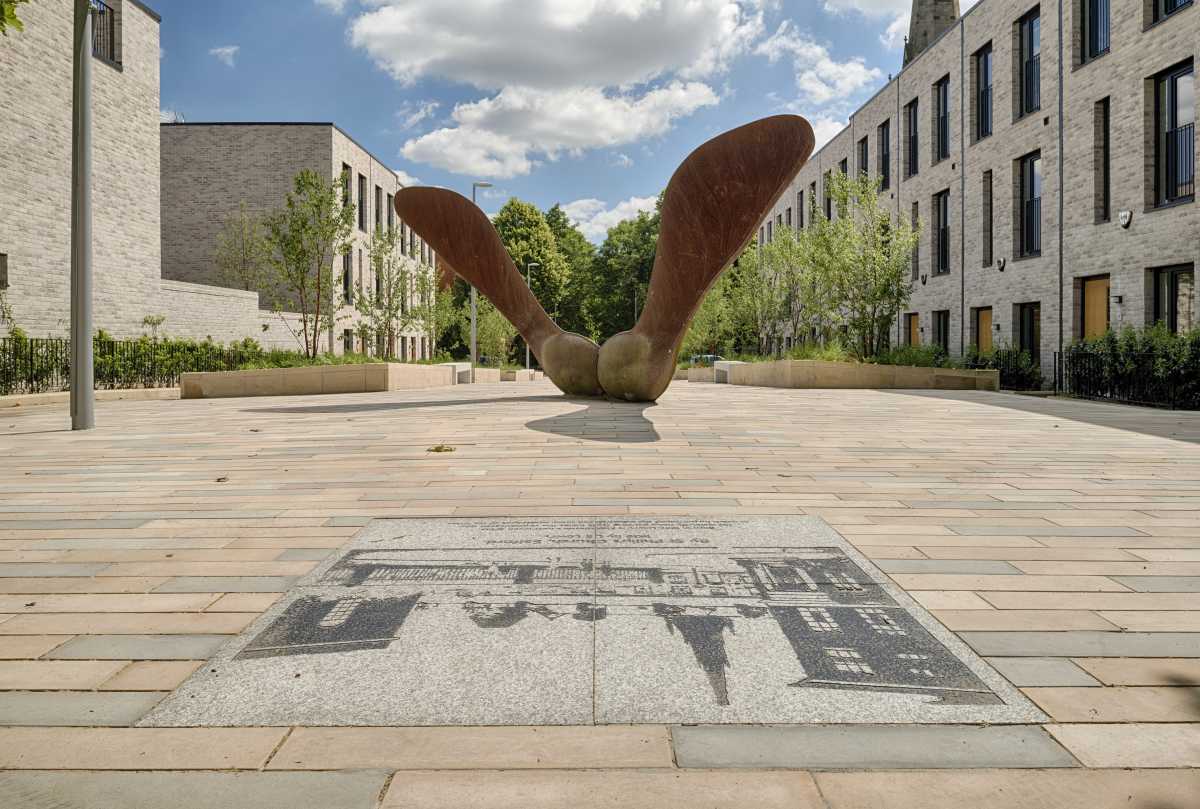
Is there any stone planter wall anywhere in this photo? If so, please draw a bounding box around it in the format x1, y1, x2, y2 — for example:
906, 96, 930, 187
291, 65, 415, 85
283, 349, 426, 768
724, 360, 999, 391
180, 363, 455, 399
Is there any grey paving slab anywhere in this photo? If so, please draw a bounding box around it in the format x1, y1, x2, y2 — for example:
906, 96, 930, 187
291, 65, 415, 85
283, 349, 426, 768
155, 576, 300, 593
276, 548, 336, 561
984, 657, 1103, 687
672, 724, 1079, 769
1113, 576, 1200, 592
143, 517, 1044, 727
0, 771, 388, 809
0, 563, 109, 577
0, 691, 163, 726
962, 631, 1200, 657
47, 634, 230, 660
874, 560, 1022, 575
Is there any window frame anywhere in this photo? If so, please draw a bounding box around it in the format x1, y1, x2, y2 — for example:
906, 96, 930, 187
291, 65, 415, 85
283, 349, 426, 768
357, 174, 367, 231
1019, 151, 1043, 257
1152, 264, 1196, 332
1018, 8, 1042, 118
982, 170, 994, 266
1095, 97, 1111, 221
1154, 61, 1195, 207
932, 189, 951, 275
878, 119, 892, 189
975, 44, 993, 141
857, 136, 869, 177
934, 75, 951, 162
905, 99, 920, 178
933, 310, 951, 353
1081, 0, 1111, 63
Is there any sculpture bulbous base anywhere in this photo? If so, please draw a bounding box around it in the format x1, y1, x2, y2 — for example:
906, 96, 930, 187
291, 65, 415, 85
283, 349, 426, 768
596, 331, 676, 403
540, 332, 604, 397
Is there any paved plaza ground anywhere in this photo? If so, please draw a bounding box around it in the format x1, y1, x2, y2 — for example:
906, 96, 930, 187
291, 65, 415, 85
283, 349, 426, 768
0, 380, 1199, 807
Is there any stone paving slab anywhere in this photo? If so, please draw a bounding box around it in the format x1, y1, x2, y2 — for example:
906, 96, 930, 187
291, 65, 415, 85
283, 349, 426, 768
1046, 724, 1200, 768
0, 771, 389, 809
154, 576, 300, 592
1113, 576, 1200, 592
983, 657, 1102, 687
961, 631, 1200, 657
0, 726, 288, 769
0, 691, 164, 725
379, 769, 825, 809
46, 634, 230, 660
141, 517, 1044, 727
672, 724, 1078, 769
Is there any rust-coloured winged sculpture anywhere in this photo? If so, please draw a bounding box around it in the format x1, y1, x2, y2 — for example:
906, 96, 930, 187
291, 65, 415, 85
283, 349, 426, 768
395, 115, 815, 402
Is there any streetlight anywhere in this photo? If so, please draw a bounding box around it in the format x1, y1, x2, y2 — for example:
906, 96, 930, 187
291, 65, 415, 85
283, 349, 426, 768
70, 0, 95, 430
469, 181, 492, 382
524, 261, 539, 370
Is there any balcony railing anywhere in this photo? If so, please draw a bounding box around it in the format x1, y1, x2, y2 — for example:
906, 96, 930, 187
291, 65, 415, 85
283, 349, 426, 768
1022, 55, 1040, 114
91, 0, 121, 67
936, 114, 949, 159
1163, 123, 1195, 203
1021, 197, 1042, 256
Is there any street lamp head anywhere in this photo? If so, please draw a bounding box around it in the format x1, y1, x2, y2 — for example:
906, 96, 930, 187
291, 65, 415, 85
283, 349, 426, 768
473, 181, 493, 189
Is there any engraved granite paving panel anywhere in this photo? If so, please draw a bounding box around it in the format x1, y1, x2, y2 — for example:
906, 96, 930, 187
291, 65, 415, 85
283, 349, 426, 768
141, 517, 1044, 726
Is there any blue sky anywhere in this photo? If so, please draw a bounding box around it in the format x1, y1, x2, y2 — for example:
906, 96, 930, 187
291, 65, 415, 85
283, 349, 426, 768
155, 0, 927, 240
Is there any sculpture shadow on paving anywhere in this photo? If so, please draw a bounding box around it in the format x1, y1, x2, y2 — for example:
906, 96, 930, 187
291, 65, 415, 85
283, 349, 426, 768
242, 395, 661, 443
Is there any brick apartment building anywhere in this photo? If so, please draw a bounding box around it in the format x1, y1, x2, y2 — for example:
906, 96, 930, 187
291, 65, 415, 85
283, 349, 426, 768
761, 0, 1197, 371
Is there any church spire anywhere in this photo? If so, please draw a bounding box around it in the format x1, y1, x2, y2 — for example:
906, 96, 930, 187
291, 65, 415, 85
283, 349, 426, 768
903, 0, 960, 65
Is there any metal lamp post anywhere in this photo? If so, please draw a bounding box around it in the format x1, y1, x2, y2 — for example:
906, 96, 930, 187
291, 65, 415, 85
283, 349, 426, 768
469, 181, 492, 382
524, 261, 538, 369
70, 0, 95, 430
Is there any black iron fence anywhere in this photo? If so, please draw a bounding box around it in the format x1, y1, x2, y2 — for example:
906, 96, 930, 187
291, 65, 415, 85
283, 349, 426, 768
1056, 346, 1200, 409
0, 337, 249, 396
91, 0, 121, 67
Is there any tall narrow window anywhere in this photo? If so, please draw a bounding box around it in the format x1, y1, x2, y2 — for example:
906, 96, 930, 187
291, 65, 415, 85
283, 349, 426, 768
911, 201, 920, 280
342, 252, 352, 301
386, 193, 394, 232
1155, 61, 1195, 206
934, 76, 951, 161
932, 190, 950, 274
878, 120, 891, 189
810, 181, 818, 216
1095, 97, 1111, 221
785, 207, 792, 228
357, 174, 367, 231
91, 0, 122, 66
1154, 0, 1192, 23
905, 99, 920, 177
766, 221, 773, 243
341, 164, 352, 207
374, 186, 383, 231
1152, 265, 1196, 333
1082, 0, 1109, 62
975, 44, 993, 140
1017, 301, 1042, 365
798, 192, 805, 229
982, 170, 994, 267
1018, 8, 1041, 117
857, 136, 869, 177
1019, 151, 1043, 256
839, 158, 848, 175
823, 171, 833, 219
933, 310, 951, 353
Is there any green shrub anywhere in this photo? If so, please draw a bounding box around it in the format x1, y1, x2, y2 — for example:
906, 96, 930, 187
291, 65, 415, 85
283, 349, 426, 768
963, 345, 1044, 390
874, 344, 952, 368
1064, 324, 1200, 408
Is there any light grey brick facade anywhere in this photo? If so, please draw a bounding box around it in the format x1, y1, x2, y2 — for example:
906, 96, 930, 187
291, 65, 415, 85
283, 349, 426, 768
762, 0, 1198, 381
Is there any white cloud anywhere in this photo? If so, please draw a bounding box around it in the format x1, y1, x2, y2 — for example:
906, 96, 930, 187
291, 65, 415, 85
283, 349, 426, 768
880, 12, 909, 50
755, 22, 881, 105
396, 100, 440, 130
209, 45, 239, 68
394, 169, 420, 187
315, 0, 349, 11
822, 0, 907, 17
808, 114, 847, 149
562, 195, 658, 242
159, 109, 185, 124
400, 82, 719, 178
612, 153, 633, 168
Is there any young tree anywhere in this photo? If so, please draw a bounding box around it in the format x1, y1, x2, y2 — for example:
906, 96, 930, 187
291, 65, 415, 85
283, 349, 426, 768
353, 224, 429, 359
214, 202, 271, 292
728, 238, 788, 356
468, 296, 517, 366
680, 272, 733, 358
492, 199, 571, 357
264, 170, 355, 358
544, 204, 596, 337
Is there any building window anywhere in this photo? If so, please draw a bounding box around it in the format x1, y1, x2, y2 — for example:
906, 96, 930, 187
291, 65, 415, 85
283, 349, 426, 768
982, 170, 994, 266
1094, 98, 1111, 221
905, 99, 920, 177
975, 44, 993, 140
776, 213, 784, 231
933, 310, 951, 352
357, 174, 367, 231
386, 193, 394, 232
973, 306, 994, 352
905, 312, 920, 345
1017, 301, 1042, 365
878, 119, 891, 189
1153, 0, 1192, 23
809, 181, 818, 216
934, 75, 951, 161
1152, 265, 1196, 333
341, 164, 352, 207
1019, 151, 1043, 256
839, 158, 848, 175
823, 171, 833, 219
1018, 8, 1041, 117
374, 185, 383, 231
1154, 61, 1194, 206
798, 192, 805, 229
91, 0, 122, 67
0, 253, 7, 292
857, 136, 869, 177
342, 252, 352, 301
910, 201, 920, 280
1081, 274, 1111, 338
766, 221, 773, 243
785, 207, 792, 228
932, 189, 950, 274
1081, 0, 1110, 62
759, 227, 765, 246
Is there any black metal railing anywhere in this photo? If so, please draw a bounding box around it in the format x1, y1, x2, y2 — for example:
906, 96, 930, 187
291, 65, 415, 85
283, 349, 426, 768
1056, 347, 1200, 409
977, 86, 992, 138
1022, 55, 1040, 114
1021, 197, 1042, 256
967, 347, 1044, 390
936, 113, 949, 160
91, 0, 121, 66
0, 337, 252, 396
1164, 123, 1195, 202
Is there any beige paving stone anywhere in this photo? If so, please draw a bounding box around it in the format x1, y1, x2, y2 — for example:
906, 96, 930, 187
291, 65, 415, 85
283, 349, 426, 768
931, 610, 1119, 631
918, 547, 1143, 561
1024, 686, 1200, 722
1047, 724, 1200, 768
58, 548, 285, 562
100, 561, 317, 577
814, 768, 1200, 809
0, 612, 255, 634
98, 661, 204, 691
982, 592, 1200, 610
0, 635, 72, 659
0, 660, 128, 689
0, 727, 289, 769
908, 591, 995, 610
1130, 549, 1200, 562
856, 545, 928, 559
889, 574, 1129, 592
269, 726, 674, 770
0, 594, 218, 613
1098, 611, 1200, 631
0, 577, 169, 594
1073, 658, 1200, 686
379, 769, 825, 809
205, 593, 282, 612
1015, 562, 1200, 577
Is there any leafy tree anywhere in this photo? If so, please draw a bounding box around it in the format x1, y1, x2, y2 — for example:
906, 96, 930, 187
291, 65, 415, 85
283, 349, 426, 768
467, 296, 517, 367
141, 314, 166, 341
544, 204, 596, 337
214, 202, 271, 292
353, 224, 432, 358
263, 170, 355, 358
492, 199, 570, 320
680, 272, 733, 358
1, 0, 28, 36
589, 207, 659, 339
727, 239, 788, 356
